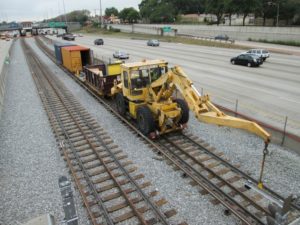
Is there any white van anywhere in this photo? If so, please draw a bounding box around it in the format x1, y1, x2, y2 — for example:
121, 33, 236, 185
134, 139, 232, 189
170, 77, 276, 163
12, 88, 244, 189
245, 49, 270, 61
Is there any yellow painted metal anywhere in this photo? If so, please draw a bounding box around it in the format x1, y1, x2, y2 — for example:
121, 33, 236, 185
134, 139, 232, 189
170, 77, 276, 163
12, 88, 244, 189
61, 48, 82, 73
129, 101, 145, 118
150, 66, 271, 143
121, 59, 167, 70
107, 62, 122, 76
147, 101, 181, 134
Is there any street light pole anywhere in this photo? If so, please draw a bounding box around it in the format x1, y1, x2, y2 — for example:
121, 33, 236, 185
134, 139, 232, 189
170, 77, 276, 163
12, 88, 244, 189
62, 0, 68, 26
99, 0, 103, 27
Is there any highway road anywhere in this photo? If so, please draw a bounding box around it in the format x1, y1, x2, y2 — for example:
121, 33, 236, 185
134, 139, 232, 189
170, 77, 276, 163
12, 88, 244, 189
48, 34, 300, 135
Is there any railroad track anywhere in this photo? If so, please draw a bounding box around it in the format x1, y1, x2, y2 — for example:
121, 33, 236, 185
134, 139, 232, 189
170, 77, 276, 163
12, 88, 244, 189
35, 36, 300, 225
156, 132, 300, 225
21, 38, 184, 225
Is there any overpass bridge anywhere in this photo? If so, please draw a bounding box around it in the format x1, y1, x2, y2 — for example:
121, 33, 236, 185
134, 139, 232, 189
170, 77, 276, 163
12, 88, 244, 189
0, 22, 69, 35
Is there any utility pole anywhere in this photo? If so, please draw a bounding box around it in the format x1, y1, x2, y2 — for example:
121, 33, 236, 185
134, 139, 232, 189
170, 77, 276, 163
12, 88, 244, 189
58, 1, 62, 22
62, 0, 68, 26
94, 9, 97, 22
99, 0, 103, 27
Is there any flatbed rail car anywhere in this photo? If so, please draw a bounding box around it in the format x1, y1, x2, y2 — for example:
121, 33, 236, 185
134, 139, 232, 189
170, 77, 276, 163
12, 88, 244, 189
83, 62, 122, 96
55, 43, 122, 96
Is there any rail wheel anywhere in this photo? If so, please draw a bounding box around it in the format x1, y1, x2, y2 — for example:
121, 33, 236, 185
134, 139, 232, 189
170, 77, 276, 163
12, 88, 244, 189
137, 106, 155, 135
174, 99, 189, 124
116, 93, 126, 116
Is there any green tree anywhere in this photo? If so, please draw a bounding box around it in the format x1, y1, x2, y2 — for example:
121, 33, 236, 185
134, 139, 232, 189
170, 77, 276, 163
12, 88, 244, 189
50, 10, 90, 25
105, 7, 119, 17
119, 7, 140, 23
258, 0, 277, 26
205, 0, 226, 25
235, 0, 261, 26
277, 0, 299, 25
150, 2, 176, 23
138, 0, 300, 26
224, 0, 238, 26
293, 0, 300, 24
139, 0, 159, 22
139, 0, 176, 23
172, 0, 205, 14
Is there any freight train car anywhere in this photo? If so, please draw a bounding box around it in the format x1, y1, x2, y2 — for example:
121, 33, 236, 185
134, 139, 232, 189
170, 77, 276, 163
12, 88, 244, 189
61, 45, 92, 74
54, 43, 76, 64
55, 43, 122, 97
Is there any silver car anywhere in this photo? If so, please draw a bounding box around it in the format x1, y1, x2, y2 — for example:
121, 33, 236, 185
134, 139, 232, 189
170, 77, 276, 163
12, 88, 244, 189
113, 51, 129, 59
147, 39, 160, 46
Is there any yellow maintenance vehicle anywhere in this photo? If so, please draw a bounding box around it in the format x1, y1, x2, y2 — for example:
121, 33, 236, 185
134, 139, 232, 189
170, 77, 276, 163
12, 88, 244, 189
111, 59, 270, 144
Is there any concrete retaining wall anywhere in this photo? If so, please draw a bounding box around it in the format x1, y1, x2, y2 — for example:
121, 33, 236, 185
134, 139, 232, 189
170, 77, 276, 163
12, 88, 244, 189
0, 40, 13, 120
110, 24, 300, 41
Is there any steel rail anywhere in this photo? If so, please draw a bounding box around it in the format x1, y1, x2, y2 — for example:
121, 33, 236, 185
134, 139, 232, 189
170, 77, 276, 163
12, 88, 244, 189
179, 132, 300, 210
158, 136, 265, 225
162, 134, 271, 215
22, 38, 115, 225
42, 56, 170, 225
34, 38, 170, 225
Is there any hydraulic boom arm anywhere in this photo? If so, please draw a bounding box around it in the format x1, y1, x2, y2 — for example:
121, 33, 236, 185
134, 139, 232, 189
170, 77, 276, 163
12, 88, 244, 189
150, 66, 271, 144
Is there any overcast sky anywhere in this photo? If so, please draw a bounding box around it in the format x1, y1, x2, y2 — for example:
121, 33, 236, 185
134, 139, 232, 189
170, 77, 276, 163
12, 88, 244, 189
0, 0, 141, 22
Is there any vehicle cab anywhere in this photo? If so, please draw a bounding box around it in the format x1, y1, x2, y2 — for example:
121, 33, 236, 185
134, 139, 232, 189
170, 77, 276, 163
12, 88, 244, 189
119, 60, 168, 102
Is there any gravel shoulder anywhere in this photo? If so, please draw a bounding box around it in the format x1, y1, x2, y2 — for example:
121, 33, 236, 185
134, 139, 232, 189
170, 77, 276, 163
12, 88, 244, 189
0, 39, 90, 225
0, 39, 12, 70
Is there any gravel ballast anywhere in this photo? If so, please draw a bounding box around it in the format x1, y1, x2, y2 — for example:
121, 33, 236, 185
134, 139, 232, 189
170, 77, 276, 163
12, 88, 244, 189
0, 39, 90, 225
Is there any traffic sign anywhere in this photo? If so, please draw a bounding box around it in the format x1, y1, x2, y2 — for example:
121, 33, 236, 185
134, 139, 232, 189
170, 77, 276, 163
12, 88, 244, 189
48, 22, 66, 28
163, 26, 172, 32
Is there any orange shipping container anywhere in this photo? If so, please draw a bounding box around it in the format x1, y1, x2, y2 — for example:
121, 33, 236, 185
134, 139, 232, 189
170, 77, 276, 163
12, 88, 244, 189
61, 46, 91, 73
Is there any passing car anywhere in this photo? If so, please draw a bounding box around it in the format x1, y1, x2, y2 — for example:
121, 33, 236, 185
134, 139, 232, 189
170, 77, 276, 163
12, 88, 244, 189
62, 34, 75, 41
214, 34, 229, 41
94, 38, 104, 45
230, 54, 263, 67
113, 51, 129, 59
244, 49, 270, 61
147, 39, 159, 46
